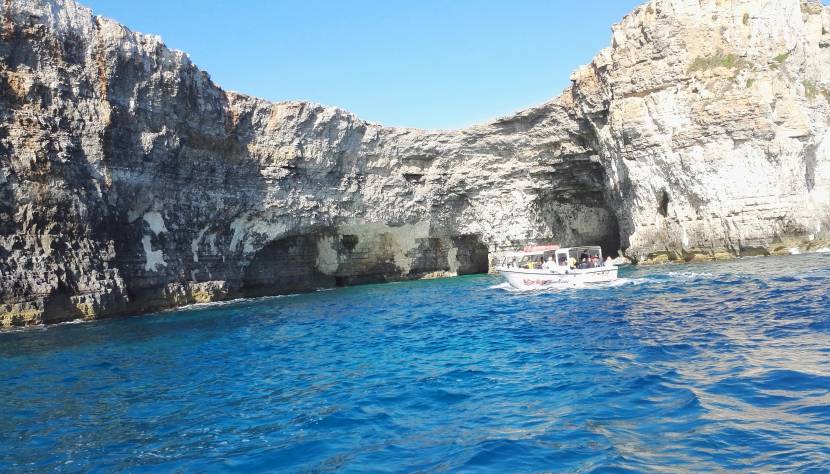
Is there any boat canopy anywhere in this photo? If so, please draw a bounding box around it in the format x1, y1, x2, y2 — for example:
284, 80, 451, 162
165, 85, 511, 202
500, 251, 529, 259
521, 244, 560, 253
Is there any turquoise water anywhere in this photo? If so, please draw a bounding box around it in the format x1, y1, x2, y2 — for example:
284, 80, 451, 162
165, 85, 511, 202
2, 254, 830, 472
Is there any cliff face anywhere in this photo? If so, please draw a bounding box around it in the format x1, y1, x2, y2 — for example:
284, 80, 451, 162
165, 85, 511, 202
1, 0, 829, 327
593, 0, 830, 263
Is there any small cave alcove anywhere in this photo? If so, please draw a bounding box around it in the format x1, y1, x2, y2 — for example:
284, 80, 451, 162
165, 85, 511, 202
452, 235, 490, 275
241, 235, 334, 297
42, 282, 84, 324
408, 237, 450, 276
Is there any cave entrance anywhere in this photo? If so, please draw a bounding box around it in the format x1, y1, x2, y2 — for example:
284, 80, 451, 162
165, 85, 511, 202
532, 155, 624, 258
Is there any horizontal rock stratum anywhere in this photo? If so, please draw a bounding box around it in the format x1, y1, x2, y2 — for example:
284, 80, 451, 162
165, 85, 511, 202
2, 0, 830, 327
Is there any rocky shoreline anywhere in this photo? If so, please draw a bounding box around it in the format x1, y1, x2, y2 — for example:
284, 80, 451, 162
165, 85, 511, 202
1, 0, 829, 327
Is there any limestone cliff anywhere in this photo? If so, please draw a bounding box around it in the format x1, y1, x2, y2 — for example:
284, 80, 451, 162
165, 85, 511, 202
1, 0, 829, 327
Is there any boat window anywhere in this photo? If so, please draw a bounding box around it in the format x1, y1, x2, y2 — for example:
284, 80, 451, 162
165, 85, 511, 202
568, 247, 604, 269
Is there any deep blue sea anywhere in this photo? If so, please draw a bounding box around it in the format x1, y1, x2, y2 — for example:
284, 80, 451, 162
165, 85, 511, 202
2, 254, 830, 473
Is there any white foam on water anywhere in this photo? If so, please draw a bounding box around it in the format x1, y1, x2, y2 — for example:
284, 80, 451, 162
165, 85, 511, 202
815, 247, 830, 253
488, 281, 578, 293
1, 318, 93, 333
56, 318, 90, 326
170, 300, 240, 312
602, 277, 652, 287
789, 248, 802, 255
665, 271, 715, 281
171, 293, 300, 313
1, 324, 47, 334
570, 277, 656, 289
489, 277, 651, 293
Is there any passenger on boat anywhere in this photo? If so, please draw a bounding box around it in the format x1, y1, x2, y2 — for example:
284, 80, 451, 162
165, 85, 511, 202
543, 256, 556, 271
605, 256, 614, 267
568, 256, 577, 269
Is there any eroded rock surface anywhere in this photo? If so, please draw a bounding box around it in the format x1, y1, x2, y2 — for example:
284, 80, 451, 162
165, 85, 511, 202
1, 0, 829, 326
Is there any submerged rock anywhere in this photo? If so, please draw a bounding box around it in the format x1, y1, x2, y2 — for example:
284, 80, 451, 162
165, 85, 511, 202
1, 0, 829, 326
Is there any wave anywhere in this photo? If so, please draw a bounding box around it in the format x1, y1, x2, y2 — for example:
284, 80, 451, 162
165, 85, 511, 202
604, 277, 653, 287
0, 324, 47, 334
664, 271, 715, 281
170, 293, 301, 313
488, 277, 652, 293
0, 317, 92, 334
55, 318, 91, 326
488, 281, 580, 293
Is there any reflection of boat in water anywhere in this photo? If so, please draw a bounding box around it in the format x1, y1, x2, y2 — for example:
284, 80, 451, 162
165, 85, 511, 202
495, 244, 618, 290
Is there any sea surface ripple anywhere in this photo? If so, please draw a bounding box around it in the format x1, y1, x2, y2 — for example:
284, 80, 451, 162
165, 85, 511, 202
2, 254, 830, 472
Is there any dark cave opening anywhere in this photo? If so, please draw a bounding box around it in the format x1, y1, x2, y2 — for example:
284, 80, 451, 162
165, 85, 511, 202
658, 189, 670, 217
452, 235, 490, 275
532, 156, 624, 258
241, 235, 334, 297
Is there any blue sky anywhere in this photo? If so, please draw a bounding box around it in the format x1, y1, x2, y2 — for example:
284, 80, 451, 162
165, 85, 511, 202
81, 0, 643, 129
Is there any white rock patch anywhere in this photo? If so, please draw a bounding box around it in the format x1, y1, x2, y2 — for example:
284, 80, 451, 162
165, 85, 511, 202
142, 236, 167, 271
141, 212, 168, 271
142, 211, 167, 235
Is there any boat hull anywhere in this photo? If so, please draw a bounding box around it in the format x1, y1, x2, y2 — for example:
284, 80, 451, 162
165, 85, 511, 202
496, 266, 618, 289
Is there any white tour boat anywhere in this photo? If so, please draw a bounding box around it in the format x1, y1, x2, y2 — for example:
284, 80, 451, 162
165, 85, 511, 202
495, 245, 618, 290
